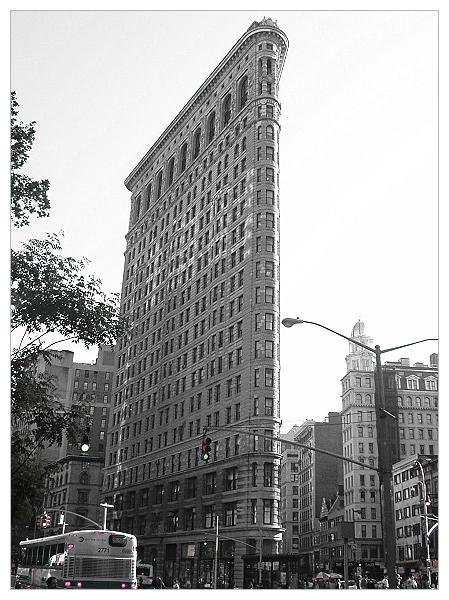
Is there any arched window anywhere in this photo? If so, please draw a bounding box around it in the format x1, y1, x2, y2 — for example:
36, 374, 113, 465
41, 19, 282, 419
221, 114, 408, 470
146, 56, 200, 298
239, 76, 248, 109
179, 142, 187, 173
193, 128, 201, 159
79, 471, 89, 485
134, 194, 141, 223
266, 125, 274, 140
257, 126, 262, 140
145, 183, 152, 212
222, 94, 232, 126
267, 57, 274, 75
156, 170, 163, 199
167, 156, 175, 188
207, 111, 216, 144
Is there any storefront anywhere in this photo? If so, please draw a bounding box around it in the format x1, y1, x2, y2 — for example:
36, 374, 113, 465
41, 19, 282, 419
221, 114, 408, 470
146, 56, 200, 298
332, 560, 383, 581
243, 554, 309, 588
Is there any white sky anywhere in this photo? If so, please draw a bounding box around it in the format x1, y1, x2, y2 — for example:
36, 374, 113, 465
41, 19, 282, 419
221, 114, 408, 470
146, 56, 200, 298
10, 7, 439, 434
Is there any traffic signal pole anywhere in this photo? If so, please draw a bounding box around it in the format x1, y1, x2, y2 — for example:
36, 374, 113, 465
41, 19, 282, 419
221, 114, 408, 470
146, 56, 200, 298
204, 426, 380, 474
213, 516, 219, 589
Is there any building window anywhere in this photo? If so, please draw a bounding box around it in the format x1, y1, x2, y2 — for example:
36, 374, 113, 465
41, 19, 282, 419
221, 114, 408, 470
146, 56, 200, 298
204, 472, 216, 495
251, 499, 257, 524
185, 507, 196, 530
222, 93, 232, 126
193, 128, 201, 159
225, 467, 238, 491
207, 111, 216, 144
77, 489, 89, 504
251, 463, 257, 486
179, 142, 188, 173
263, 499, 274, 524
238, 76, 248, 109
263, 463, 273, 487
204, 505, 215, 528
156, 170, 163, 198
223, 502, 237, 526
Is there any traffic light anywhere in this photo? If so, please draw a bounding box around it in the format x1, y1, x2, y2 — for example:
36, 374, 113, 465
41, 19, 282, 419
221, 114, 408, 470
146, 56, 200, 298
37, 514, 43, 528
201, 437, 212, 462
44, 513, 51, 527
80, 426, 90, 452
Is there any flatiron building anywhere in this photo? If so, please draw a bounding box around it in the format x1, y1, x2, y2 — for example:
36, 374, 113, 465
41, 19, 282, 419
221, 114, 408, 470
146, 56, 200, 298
103, 18, 288, 589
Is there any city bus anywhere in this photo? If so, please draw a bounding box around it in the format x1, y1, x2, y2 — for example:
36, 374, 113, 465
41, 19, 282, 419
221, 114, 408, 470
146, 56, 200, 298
16, 529, 137, 589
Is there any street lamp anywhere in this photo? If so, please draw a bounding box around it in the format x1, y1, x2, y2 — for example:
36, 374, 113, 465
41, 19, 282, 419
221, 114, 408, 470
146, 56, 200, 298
100, 502, 115, 530
415, 458, 432, 588
282, 317, 437, 590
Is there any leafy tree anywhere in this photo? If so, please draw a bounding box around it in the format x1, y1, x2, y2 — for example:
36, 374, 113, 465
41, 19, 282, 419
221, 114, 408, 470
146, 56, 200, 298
10, 93, 126, 539
11, 91, 50, 227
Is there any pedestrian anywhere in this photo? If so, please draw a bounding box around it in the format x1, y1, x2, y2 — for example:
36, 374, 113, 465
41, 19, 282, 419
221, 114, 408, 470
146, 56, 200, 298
153, 576, 165, 589
173, 579, 180, 589
380, 575, 389, 589
46, 577, 57, 589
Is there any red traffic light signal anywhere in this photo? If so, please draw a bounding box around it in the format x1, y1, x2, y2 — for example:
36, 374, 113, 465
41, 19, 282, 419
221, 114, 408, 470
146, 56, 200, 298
201, 437, 212, 462
44, 513, 51, 527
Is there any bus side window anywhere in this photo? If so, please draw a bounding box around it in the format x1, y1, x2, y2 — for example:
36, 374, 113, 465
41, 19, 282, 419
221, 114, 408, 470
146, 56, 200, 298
57, 543, 64, 555
43, 545, 51, 565
31, 546, 38, 566
50, 544, 57, 558
37, 546, 44, 566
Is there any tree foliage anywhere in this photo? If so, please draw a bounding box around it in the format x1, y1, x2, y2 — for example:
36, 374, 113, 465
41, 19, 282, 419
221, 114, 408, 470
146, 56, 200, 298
10, 93, 126, 490
11, 233, 123, 347
11, 91, 50, 227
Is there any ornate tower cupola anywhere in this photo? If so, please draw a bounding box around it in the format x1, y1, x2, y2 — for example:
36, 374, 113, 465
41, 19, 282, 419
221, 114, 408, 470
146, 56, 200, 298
345, 319, 375, 372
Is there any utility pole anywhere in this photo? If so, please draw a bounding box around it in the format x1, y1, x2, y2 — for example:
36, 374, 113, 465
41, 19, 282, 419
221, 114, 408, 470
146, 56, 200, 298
415, 459, 432, 588
213, 515, 219, 589
282, 317, 437, 589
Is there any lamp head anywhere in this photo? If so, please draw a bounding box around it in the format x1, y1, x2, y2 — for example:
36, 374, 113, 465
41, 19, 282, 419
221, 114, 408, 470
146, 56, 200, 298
282, 317, 303, 328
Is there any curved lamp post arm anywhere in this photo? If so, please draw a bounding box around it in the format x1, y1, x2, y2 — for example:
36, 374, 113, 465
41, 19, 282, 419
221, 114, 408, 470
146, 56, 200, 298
282, 318, 375, 353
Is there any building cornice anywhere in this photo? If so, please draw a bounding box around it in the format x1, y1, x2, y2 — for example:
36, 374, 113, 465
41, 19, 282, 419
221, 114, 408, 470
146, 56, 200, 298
124, 20, 288, 192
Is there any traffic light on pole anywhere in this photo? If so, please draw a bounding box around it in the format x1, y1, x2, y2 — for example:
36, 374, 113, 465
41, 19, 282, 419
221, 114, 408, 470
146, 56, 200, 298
44, 513, 51, 527
201, 437, 212, 462
80, 426, 90, 452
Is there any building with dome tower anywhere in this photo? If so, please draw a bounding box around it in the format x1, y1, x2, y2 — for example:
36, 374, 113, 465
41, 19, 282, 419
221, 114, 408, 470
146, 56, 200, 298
340, 320, 385, 576
340, 320, 438, 580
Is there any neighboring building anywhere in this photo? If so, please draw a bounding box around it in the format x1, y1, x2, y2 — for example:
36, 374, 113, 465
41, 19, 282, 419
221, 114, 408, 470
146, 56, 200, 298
102, 18, 288, 589
280, 446, 300, 554
340, 320, 438, 576
40, 346, 115, 533
292, 413, 343, 576
340, 321, 387, 571
317, 485, 345, 572
383, 357, 438, 460
279, 425, 302, 554
392, 454, 438, 585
